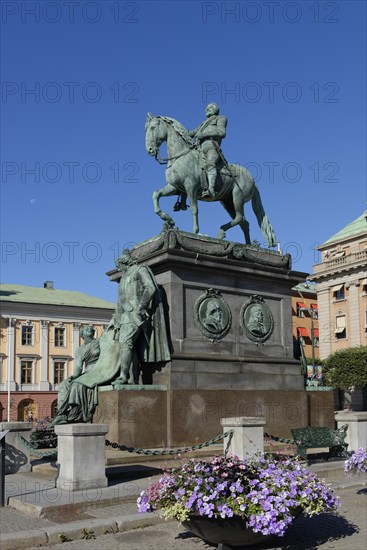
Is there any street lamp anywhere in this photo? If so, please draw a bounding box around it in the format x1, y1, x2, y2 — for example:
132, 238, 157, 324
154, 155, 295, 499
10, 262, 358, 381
6, 317, 13, 422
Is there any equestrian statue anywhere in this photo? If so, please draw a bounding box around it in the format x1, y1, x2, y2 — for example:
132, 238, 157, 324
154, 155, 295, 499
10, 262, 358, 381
145, 103, 277, 247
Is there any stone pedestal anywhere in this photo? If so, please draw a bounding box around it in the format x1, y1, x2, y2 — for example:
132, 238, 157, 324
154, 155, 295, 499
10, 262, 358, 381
335, 411, 367, 452
55, 424, 108, 491
108, 229, 307, 392
0, 422, 33, 474
221, 416, 266, 460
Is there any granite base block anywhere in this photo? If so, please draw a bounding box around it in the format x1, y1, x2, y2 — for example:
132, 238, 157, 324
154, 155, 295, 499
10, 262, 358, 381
95, 389, 335, 448
335, 411, 367, 452
55, 424, 109, 491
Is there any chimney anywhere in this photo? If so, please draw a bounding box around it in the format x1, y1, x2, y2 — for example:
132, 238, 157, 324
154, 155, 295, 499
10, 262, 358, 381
43, 281, 54, 290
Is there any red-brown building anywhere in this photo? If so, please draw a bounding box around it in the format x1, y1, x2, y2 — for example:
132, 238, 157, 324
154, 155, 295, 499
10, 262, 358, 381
291, 281, 319, 364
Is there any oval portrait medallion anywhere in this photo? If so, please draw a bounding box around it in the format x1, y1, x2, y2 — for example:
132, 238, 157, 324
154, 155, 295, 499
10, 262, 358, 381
240, 295, 274, 344
194, 289, 231, 341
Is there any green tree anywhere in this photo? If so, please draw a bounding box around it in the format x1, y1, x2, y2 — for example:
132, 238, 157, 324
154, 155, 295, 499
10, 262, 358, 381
322, 346, 367, 388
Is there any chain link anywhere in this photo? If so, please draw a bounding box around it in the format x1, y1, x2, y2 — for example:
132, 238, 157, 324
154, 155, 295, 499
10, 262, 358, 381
105, 430, 234, 456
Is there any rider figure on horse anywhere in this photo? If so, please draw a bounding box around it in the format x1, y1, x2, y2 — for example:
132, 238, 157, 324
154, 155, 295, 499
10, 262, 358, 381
189, 102, 227, 198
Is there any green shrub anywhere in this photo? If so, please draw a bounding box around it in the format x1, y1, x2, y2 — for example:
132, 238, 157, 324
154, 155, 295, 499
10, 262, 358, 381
322, 346, 367, 389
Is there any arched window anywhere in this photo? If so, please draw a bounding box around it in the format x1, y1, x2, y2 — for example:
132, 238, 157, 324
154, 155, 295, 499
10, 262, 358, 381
51, 399, 58, 419
17, 399, 36, 422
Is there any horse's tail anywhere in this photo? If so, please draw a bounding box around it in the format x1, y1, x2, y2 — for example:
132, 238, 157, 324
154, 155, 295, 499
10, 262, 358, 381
251, 186, 277, 247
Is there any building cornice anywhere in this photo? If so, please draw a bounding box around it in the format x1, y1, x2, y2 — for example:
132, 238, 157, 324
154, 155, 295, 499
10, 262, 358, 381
0, 302, 114, 323
310, 250, 367, 281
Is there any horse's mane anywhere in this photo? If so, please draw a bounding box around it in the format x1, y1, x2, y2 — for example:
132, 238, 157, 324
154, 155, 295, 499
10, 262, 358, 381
159, 116, 193, 145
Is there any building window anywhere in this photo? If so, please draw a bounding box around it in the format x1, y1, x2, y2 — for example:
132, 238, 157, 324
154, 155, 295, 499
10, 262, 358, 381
18, 399, 36, 422
54, 361, 66, 384
297, 327, 309, 346
21, 360, 33, 384
296, 302, 306, 317
54, 327, 65, 347
332, 284, 345, 301
21, 325, 33, 345
335, 315, 346, 339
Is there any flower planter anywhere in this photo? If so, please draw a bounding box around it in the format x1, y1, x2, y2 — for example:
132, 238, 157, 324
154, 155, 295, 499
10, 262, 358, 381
137, 455, 338, 541
182, 515, 273, 547
182, 508, 302, 547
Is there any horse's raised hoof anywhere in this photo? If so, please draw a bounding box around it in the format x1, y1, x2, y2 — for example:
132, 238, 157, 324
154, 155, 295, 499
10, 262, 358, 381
218, 229, 226, 240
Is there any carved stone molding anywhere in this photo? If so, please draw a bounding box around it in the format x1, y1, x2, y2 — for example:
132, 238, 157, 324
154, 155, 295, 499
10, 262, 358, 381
121, 228, 292, 269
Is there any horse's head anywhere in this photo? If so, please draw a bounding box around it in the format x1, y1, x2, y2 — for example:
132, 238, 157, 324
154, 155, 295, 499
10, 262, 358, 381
145, 113, 167, 157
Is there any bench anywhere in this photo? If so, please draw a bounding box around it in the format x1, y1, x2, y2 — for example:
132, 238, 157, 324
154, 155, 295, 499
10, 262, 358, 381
291, 425, 349, 464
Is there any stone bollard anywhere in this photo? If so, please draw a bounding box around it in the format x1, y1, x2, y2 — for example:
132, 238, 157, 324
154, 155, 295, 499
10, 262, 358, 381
335, 411, 367, 452
0, 422, 33, 474
220, 416, 266, 460
55, 424, 109, 491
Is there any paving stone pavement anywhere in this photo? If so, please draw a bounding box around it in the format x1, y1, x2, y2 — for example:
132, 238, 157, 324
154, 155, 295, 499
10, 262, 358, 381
17, 485, 367, 550
1, 458, 366, 550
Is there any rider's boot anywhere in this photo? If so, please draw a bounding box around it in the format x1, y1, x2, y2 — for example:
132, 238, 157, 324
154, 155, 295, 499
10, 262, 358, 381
203, 168, 217, 198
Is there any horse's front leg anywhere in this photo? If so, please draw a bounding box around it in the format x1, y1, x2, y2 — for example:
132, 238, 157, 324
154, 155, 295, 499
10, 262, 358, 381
186, 181, 199, 234
152, 184, 178, 227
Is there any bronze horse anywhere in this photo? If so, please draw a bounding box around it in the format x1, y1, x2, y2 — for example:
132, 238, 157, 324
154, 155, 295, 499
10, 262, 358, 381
145, 114, 276, 247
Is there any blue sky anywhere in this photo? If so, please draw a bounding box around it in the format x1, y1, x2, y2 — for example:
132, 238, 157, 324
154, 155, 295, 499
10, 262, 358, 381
1, 0, 366, 303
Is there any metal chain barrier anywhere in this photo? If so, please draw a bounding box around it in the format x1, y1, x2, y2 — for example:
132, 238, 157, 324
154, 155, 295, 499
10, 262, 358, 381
264, 432, 295, 445
105, 430, 234, 456
16, 430, 296, 462
17, 430, 295, 456
16, 430, 234, 459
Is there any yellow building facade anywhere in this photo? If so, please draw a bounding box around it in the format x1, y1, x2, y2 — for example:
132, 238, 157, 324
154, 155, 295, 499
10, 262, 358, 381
310, 211, 367, 359
0, 281, 115, 421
